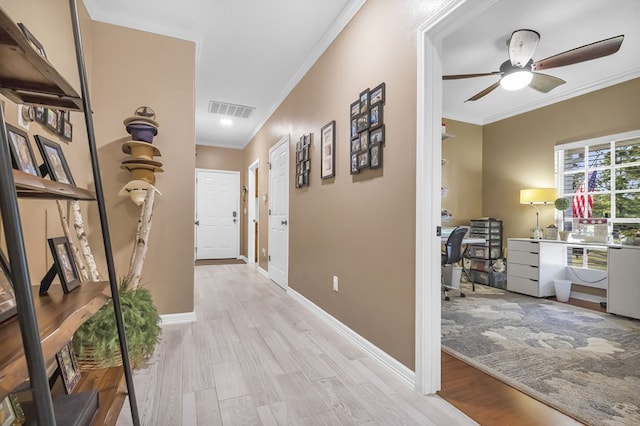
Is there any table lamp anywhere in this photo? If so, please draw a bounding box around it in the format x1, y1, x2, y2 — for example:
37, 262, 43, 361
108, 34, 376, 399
520, 188, 557, 239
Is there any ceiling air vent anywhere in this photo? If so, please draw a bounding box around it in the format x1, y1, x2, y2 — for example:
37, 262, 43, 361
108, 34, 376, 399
208, 101, 255, 119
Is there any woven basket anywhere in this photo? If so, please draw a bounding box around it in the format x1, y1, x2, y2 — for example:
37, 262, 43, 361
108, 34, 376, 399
75, 344, 143, 371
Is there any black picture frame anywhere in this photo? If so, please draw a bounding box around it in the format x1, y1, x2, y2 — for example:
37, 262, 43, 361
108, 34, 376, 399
0, 249, 17, 324
34, 135, 75, 186
350, 118, 358, 140
350, 100, 360, 118
45, 108, 58, 132
359, 130, 369, 152
358, 150, 370, 169
48, 237, 81, 293
369, 103, 383, 129
5, 124, 40, 176
359, 88, 369, 113
295, 134, 311, 188
34, 106, 46, 124
17, 22, 47, 58
370, 142, 383, 169
370, 124, 385, 145
61, 119, 73, 142
56, 341, 81, 394
370, 82, 385, 106
350, 152, 360, 175
356, 112, 369, 133
320, 120, 335, 179
351, 136, 360, 154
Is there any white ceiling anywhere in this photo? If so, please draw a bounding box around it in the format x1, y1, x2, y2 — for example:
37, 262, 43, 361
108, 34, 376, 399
443, 0, 640, 125
83, 0, 364, 148
83, 0, 640, 148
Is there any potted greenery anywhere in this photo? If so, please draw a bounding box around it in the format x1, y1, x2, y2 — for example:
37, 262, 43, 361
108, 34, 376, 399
73, 276, 160, 369
554, 197, 571, 240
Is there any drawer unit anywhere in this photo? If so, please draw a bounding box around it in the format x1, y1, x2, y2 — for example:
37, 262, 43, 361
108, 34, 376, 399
506, 239, 566, 297
468, 219, 503, 286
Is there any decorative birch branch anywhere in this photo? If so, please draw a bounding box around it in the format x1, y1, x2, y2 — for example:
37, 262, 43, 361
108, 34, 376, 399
128, 188, 156, 290
56, 200, 90, 282
71, 200, 102, 281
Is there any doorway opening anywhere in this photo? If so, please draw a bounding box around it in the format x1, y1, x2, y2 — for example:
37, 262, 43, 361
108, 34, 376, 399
248, 159, 259, 264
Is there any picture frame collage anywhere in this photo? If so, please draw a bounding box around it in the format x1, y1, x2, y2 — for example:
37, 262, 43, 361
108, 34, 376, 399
34, 106, 73, 142
295, 134, 312, 188
350, 82, 385, 174
4, 123, 76, 186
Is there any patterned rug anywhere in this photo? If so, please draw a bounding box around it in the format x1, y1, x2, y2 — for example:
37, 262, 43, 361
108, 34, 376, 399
441, 284, 640, 426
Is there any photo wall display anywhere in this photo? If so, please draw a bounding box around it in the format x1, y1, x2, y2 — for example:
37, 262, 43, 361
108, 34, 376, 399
295, 134, 312, 188
350, 82, 385, 174
34, 106, 73, 142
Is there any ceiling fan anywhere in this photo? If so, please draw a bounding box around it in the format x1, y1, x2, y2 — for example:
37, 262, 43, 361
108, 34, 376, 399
444, 30, 624, 102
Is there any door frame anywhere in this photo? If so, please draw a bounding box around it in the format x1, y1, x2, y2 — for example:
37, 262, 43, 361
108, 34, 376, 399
247, 159, 259, 265
194, 168, 241, 260
268, 135, 290, 289
415, 0, 496, 394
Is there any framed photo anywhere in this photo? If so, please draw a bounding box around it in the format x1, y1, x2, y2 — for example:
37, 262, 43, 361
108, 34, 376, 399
34, 106, 46, 124
47, 237, 81, 293
370, 124, 385, 145
370, 82, 385, 105
350, 118, 358, 140
56, 341, 81, 394
350, 152, 359, 175
45, 108, 58, 132
359, 130, 369, 152
358, 151, 370, 169
0, 249, 16, 324
61, 120, 73, 142
34, 135, 75, 186
320, 120, 335, 179
351, 137, 360, 154
5, 124, 40, 177
0, 394, 23, 426
359, 89, 369, 113
296, 173, 304, 188
370, 103, 383, 129
17, 23, 47, 58
370, 142, 383, 169
356, 112, 369, 133
350, 101, 360, 118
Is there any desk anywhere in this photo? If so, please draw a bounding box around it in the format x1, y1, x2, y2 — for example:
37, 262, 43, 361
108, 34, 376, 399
507, 238, 640, 320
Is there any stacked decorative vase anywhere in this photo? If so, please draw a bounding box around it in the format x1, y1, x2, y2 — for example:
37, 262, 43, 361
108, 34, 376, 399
120, 106, 163, 184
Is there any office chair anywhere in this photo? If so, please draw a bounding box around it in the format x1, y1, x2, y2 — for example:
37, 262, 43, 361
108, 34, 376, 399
442, 226, 468, 301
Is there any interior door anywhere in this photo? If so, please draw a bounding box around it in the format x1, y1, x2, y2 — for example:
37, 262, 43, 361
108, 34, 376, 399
195, 169, 239, 260
268, 136, 289, 289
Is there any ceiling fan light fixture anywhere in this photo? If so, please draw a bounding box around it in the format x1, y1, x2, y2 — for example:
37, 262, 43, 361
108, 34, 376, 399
500, 70, 533, 90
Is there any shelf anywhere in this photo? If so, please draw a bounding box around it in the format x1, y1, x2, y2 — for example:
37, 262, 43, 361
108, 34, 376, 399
75, 367, 127, 426
0, 282, 110, 400
0, 7, 82, 110
22, 391, 99, 426
13, 170, 96, 200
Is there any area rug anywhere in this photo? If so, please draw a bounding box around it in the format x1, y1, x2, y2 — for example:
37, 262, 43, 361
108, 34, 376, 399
441, 283, 640, 426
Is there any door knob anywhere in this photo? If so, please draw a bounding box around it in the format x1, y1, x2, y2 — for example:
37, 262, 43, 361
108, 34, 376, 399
281, 220, 288, 225
195, 220, 200, 226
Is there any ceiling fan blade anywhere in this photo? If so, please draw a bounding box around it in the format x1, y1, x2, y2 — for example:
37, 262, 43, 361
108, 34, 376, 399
529, 72, 566, 93
443, 71, 500, 80
509, 29, 540, 67
465, 81, 501, 102
533, 34, 624, 71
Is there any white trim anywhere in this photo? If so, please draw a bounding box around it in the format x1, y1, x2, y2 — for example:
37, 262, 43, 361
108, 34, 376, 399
159, 312, 197, 325
257, 266, 268, 278
239, 255, 248, 263
554, 129, 640, 151
416, 0, 498, 395
247, 158, 260, 265
288, 287, 415, 388
268, 136, 290, 290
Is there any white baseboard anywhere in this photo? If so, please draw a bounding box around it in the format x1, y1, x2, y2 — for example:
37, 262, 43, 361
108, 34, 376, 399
257, 266, 268, 278
287, 287, 415, 388
159, 311, 197, 325
570, 291, 606, 304
239, 255, 248, 262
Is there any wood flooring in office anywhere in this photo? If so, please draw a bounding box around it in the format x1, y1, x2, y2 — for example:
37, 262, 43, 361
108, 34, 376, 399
118, 265, 585, 425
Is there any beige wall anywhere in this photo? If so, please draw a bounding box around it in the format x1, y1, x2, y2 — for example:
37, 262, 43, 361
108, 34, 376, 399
90, 22, 196, 315
442, 119, 483, 226
242, 0, 440, 369
195, 145, 247, 257
483, 77, 640, 242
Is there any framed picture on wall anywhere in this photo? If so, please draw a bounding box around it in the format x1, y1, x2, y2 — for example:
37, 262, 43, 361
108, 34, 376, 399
350, 101, 360, 118
34, 135, 75, 186
370, 125, 385, 145
45, 108, 59, 132
5, 124, 40, 177
350, 118, 358, 140
369, 103, 383, 129
370, 82, 385, 105
356, 112, 369, 133
358, 150, 370, 169
351, 137, 360, 154
359, 88, 369, 113
350, 152, 359, 175
320, 120, 335, 179
359, 130, 369, 152
370, 142, 383, 169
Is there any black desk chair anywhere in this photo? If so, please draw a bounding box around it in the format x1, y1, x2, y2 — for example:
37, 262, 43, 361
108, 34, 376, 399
442, 226, 467, 301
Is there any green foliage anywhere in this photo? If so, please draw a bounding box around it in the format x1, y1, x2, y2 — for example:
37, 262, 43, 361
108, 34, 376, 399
73, 276, 160, 365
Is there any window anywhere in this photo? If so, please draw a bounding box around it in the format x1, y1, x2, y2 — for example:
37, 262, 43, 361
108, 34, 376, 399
555, 130, 640, 241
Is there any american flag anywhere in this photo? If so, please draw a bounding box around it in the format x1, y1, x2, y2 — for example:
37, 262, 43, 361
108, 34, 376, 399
572, 171, 597, 218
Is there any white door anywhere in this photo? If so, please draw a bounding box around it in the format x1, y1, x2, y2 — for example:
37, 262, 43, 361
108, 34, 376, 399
268, 136, 289, 289
195, 169, 240, 260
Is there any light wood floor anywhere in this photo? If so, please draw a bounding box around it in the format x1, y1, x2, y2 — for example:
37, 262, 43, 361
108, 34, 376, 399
117, 264, 476, 425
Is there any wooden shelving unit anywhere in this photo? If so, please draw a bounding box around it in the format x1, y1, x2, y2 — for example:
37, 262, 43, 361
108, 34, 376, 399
0, 2, 139, 425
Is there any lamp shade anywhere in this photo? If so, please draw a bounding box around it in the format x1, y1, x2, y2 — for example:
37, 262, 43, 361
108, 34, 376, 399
520, 188, 557, 204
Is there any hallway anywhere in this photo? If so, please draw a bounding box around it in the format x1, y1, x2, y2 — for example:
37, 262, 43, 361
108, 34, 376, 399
117, 264, 475, 425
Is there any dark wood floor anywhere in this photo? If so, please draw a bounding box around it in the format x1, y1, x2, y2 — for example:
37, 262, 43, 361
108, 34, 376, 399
438, 296, 605, 425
